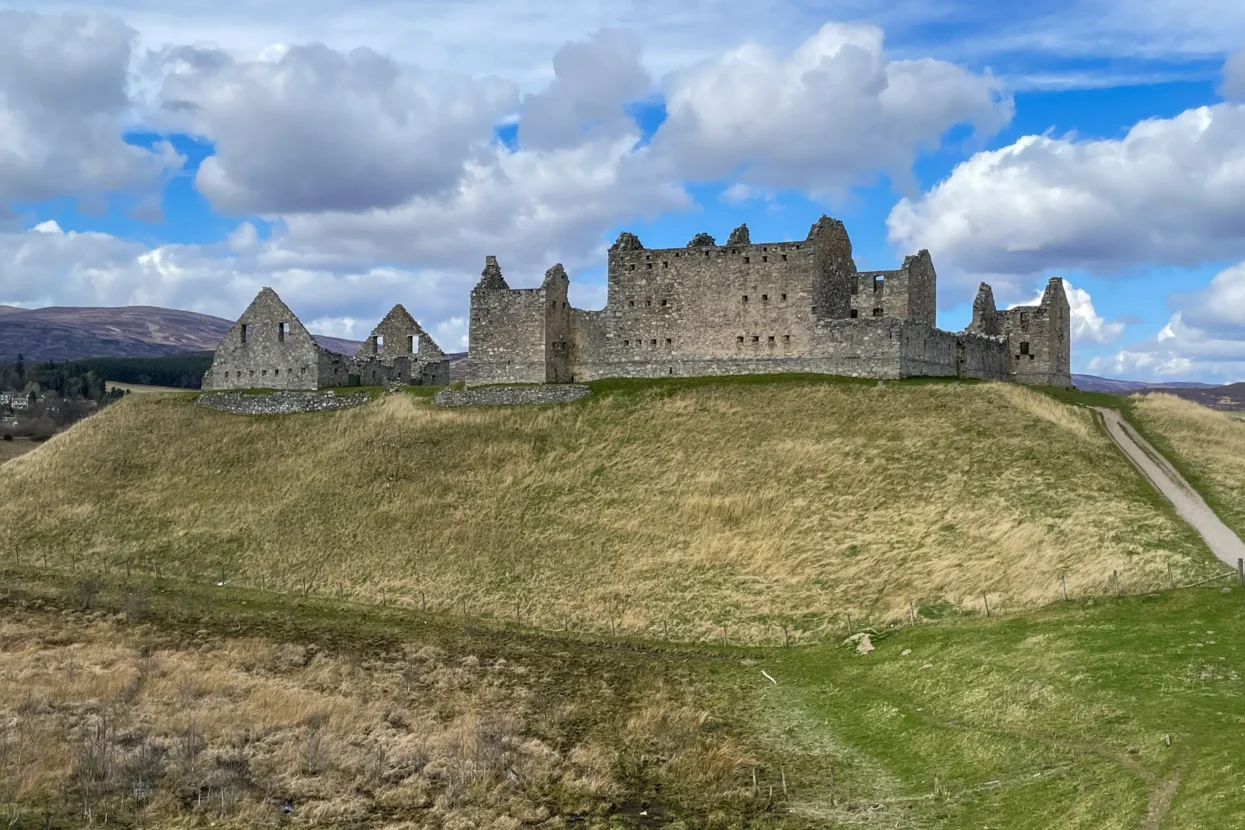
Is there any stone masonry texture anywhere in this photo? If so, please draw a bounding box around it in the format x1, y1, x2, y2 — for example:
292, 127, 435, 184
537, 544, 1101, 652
203, 290, 449, 391
467, 214, 1072, 387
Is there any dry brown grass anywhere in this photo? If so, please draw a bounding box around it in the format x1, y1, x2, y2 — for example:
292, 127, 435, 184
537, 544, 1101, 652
0, 607, 743, 826
0, 380, 1212, 640
1132, 393, 1245, 537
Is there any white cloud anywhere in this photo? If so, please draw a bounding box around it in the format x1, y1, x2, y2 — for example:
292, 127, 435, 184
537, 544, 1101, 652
1012, 281, 1124, 345
652, 22, 1013, 197
148, 42, 518, 214
1222, 44, 1245, 101
517, 29, 651, 150
888, 104, 1245, 279
1088, 262, 1245, 382
0, 11, 180, 213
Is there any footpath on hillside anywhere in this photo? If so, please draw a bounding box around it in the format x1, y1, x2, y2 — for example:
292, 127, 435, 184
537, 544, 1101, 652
1095, 407, 1245, 569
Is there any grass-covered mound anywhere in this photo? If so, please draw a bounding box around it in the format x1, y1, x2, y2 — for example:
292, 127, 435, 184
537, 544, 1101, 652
1131, 393, 1245, 539
0, 377, 1213, 640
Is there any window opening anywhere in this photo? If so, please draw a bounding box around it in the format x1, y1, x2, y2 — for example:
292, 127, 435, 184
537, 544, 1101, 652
240, 324, 248, 344
278, 321, 288, 342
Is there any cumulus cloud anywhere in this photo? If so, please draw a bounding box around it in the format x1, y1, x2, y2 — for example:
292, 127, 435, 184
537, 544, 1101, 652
273, 134, 688, 276
887, 104, 1245, 278
0, 11, 179, 212
1223, 45, 1245, 101
150, 42, 519, 214
1087, 263, 1245, 382
517, 29, 651, 150
651, 22, 1013, 196
1011, 281, 1125, 345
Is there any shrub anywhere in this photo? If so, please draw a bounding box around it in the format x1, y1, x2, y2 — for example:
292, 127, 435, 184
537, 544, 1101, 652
2, 434, 11, 441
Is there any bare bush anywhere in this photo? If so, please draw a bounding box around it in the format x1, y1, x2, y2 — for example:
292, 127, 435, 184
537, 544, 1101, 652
70, 577, 102, 611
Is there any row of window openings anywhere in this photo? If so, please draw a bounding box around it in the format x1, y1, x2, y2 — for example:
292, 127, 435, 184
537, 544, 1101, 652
741, 294, 788, 303
232, 367, 309, 378
622, 338, 674, 347
738, 335, 792, 344
628, 252, 789, 271
628, 299, 669, 308
849, 309, 885, 318
239, 322, 289, 344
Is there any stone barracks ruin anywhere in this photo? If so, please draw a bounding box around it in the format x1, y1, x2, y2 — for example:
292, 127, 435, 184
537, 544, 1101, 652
468, 215, 1071, 387
203, 288, 449, 391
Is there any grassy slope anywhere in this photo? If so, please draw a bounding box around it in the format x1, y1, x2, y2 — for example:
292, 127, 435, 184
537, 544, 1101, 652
1131, 393, 1245, 543
1, 568, 1242, 828
0, 377, 1215, 642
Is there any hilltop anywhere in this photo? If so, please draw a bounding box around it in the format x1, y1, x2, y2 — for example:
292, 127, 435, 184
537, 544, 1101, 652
0, 376, 1216, 640
0, 305, 363, 362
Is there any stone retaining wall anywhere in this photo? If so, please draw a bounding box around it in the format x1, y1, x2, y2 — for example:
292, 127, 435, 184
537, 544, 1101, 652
197, 391, 371, 415
434, 385, 591, 408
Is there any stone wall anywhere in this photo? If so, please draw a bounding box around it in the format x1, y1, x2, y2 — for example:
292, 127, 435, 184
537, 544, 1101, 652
996, 278, 1072, 387
434, 384, 591, 407
466, 215, 1072, 387
203, 288, 332, 391
954, 333, 1011, 381
197, 391, 371, 415
205, 289, 449, 391
467, 257, 552, 384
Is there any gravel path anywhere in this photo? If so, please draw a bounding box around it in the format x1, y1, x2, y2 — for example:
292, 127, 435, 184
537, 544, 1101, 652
1095, 407, 1245, 569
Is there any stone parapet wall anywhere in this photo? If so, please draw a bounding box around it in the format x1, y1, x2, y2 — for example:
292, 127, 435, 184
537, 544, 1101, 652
197, 391, 371, 415
434, 385, 591, 407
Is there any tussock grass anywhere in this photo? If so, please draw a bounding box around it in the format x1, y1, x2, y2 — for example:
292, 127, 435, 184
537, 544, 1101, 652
0, 379, 1212, 640
0, 598, 752, 827
1132, 393, 1245, 537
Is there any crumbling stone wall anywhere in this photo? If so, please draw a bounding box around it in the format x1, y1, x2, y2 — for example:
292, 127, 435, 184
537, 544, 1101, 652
355, 304, 449, 386
466, 215, 1070, 386
202, 288, 341, 391
968, 277, 1072, 387
205, 289, 449, 391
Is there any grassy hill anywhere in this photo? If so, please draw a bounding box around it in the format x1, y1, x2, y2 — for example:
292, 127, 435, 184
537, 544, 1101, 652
0, 376, 1216, 642
0, 564, 1242, 828
1131, 393, 1245, 541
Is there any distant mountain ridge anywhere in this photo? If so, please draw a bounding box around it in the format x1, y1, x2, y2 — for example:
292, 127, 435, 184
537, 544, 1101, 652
1070, 375, 1218, 394
0, 305, 363, 363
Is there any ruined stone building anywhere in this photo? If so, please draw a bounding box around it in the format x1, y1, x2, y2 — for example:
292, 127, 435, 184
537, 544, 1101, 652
467, 216, 1071, 386
202, 288, 449, 391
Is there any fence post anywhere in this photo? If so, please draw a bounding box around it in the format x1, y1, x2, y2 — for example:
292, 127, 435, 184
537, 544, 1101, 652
908, 603, 916, 625
663, 621, 669, 641
982, 593, 991, 618
1238, 558, 1243, 586
1113, 570, 1120, 596
721, 624, 728, 646
1060, 573, 1068, 602
1168, 562, 1176, 590
845, 613, 853, 634
782, 625, 790, 648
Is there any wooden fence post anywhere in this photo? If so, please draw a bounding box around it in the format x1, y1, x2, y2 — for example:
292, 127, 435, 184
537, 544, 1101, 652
1060, 573, 1068, 601
982, 593, 991, 618
1168, 562, 1176, 590
908, 603, 916, 625
782, 625, 790, 648
1238, 558, 1243, 586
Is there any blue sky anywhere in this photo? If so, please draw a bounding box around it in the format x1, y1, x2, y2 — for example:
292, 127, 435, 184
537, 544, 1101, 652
3, 1, 1245, 380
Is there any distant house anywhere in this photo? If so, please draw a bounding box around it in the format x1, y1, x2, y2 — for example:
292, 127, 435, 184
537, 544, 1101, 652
10, 397, 28, 410
0, 392, 10, 407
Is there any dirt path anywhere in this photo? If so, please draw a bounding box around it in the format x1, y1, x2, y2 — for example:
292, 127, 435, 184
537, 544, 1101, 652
1095, 407, 1245, 569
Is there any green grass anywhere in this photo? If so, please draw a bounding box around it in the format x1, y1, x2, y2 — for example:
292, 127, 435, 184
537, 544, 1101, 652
0, 565, 1241, 827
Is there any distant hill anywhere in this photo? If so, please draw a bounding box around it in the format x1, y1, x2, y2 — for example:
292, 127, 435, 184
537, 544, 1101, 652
0, 305, 363, 362
1155, 382, 1245, 411
1072, 374, 1218, 394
